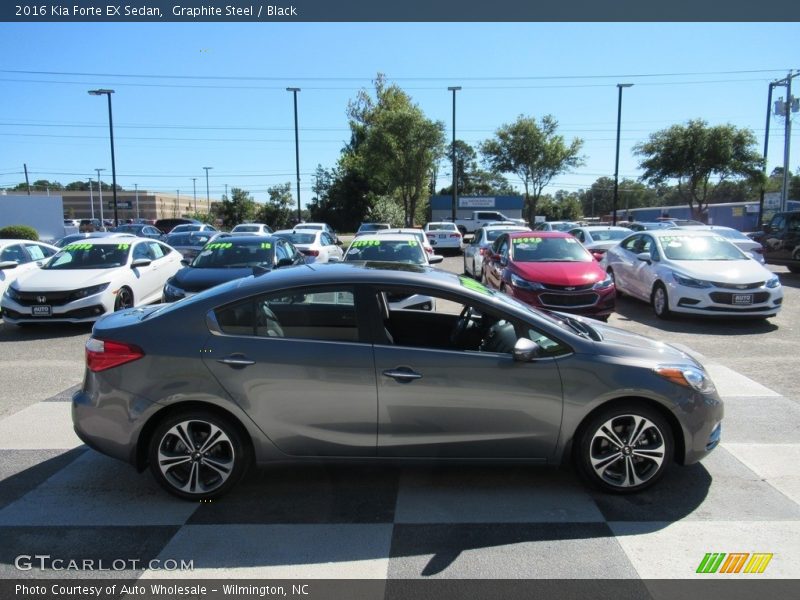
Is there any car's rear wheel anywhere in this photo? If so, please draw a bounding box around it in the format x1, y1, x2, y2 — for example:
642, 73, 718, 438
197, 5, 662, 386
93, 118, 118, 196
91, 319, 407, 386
575, 404, 673, 493
114, 287, 134, 311
651, 282, 671, 319
148, 410, 250, 500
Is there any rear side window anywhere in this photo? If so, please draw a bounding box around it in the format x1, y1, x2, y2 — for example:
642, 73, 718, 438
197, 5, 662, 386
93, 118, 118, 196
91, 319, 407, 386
214, 287, 360, 342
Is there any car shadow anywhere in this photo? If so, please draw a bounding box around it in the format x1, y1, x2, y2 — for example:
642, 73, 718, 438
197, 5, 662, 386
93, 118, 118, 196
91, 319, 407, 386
611, 296, 779, 335
775, 270, 800, 290
0, 320, 92, 341
0, 456, 713, 577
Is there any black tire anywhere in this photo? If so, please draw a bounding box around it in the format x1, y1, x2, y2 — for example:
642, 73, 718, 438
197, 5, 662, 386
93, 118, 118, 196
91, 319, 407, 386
607, 268, 622, 298
651, 282, 671, 319
114, 287, 134, 311
575, 403, 674, 494
148, 410, 250, 500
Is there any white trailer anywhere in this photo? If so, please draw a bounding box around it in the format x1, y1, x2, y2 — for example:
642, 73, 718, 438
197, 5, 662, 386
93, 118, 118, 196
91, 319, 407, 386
0, 194, 66, 242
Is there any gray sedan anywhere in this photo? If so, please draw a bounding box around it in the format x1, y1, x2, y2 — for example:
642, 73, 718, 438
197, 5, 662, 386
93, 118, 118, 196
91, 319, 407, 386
73, 262, 722, 500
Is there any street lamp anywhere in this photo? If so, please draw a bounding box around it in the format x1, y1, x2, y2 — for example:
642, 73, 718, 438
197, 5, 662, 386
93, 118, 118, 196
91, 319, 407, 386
203, 167, 213, 212
192, 178, 197, 214
448, 86, 461, 224
88, 89, 119, 227
613, 83, 633, 226
287, 87, 301, 223
95, 168, 106, 227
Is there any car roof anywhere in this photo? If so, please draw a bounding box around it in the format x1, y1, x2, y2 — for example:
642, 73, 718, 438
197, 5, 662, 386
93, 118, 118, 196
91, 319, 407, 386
349, 233, 419, 242
578, 225, 631, 231
646, 229, 721, 238
508, 231, 571, 238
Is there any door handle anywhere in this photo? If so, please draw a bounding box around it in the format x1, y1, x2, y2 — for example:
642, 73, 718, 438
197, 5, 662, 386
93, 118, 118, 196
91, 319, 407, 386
217, 355, 256, 368
382, 368, 422, 383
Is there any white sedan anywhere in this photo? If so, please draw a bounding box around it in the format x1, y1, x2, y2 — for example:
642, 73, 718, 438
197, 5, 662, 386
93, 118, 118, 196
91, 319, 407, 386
273, 229, 343, 263
463, 224, 532, 278
1, 238, 183, 325
603, 230, 782, 319
567, 226, 632, 259
0, 240, 60, 299
423, 222, 463, 252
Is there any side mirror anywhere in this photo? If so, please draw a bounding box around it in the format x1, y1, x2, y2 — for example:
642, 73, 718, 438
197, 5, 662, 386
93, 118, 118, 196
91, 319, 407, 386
131, 258, 152, 268
180, 258, 190, 266
636, 252, 651, 264
328, 256, 341, 263
513, 338, 542, 362
428, 254, 444, 264
0, 260, 19, 270
591, 251, 604, 261
500, 255, 509, 267
276, 258, 294, 268
336, 238, 343, 246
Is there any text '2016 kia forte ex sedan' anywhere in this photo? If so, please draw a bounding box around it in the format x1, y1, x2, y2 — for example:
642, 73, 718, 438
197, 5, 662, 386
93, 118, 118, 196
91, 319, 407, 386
72, 262, 723, 500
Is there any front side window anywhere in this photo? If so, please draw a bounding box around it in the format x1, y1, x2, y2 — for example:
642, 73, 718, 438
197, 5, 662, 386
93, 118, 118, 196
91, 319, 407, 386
25, 243, 55, 261
214, 286, 359, 342
0, 244, 27, 263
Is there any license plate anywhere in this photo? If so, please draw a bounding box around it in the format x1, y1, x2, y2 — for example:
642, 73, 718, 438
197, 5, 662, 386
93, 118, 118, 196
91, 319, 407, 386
438, 234, 448, 239
31, 305, 51, 316
732, 294, 753, 305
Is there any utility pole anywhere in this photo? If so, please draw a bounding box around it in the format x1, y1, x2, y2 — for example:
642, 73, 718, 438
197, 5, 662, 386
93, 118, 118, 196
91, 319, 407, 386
23, 163, 31, 195
759, 82, 777, 227
134, 183, 139, 220
774, 71, 799, 212
95, 168, 106, 227
447, 86, 461, 224
203, 166, 212, 212
613, 84, 633, 225
88, 178, 94, 219
192, 178, 197, 213
287, 87, 302, 223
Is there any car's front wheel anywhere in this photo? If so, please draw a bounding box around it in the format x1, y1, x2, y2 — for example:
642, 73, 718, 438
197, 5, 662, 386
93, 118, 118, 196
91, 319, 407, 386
148, 410, 250, 500
114, 287, 134, 311
575, 404, 673, 493
651, 282, 671, 319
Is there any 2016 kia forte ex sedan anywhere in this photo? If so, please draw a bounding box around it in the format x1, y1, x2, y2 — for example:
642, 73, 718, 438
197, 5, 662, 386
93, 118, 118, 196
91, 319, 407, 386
72, 262, 723, 500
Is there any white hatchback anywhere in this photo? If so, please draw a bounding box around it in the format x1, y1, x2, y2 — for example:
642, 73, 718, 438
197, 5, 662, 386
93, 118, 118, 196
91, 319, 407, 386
603, 230, 782, 319
2, 238, 183, 324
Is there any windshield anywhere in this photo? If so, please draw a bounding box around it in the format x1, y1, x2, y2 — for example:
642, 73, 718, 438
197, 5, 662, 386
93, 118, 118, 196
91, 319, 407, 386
345, 239, 426, 264
232, 225, 262, 232
487, 228, 529, 242
274, 232, 316, 245
511, 236, 592, 262
658, 235, 746, 261
714, 228, 749, 242
588, 229, 629, 241
191, 241, 274, 268
45, 243, 131, 270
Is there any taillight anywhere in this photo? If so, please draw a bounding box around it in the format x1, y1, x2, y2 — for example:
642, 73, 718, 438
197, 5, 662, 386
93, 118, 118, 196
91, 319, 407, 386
449, 233, 462, 238
86, 338, 144, 372
301, 249, 320, 257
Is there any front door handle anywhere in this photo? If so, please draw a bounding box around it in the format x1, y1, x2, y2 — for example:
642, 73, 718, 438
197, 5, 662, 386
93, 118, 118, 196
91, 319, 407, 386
217, 355, 256, 368
382, 368, 422, 383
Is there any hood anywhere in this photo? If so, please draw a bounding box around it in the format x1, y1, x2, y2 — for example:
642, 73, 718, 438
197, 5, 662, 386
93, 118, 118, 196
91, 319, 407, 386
13, 268, 114, 291
589, 320, 702, 366
669, 259, 772, 283
171, 266, 268, 293
511, 260, 605, 286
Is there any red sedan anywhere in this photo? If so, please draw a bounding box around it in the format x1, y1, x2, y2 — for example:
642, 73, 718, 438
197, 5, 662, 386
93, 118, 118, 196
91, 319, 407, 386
482, 231, 616, 320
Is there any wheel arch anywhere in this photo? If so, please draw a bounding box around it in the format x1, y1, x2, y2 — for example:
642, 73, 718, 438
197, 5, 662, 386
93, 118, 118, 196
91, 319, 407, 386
562, 395, 686, 467
134, 400, 255, 472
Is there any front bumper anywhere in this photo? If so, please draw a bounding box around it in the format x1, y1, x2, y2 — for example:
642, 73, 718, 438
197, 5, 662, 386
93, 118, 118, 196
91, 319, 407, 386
1, 292, 113, 323
507, 284, 616, 318
667, 280, 783, 317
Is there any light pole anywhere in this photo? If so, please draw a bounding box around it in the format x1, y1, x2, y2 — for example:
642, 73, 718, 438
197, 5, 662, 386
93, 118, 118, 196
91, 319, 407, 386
203, 167, 212, 212
95, 168, 106, 227
88, 89, 119, 227
88, 178, 94, 220
612, 83, 633, 225
287, 87, 302, 223
448, 86, 461, 224
192, 178, 197, 213
134, 183, 139, 220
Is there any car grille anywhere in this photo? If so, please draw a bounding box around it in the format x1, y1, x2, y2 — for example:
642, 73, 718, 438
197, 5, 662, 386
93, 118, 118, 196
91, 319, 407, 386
14, 290, 78, 307
541, 283, 595, 292
539, 292, 599, 308
708, 291, 770, 305
709, 281, 764, 290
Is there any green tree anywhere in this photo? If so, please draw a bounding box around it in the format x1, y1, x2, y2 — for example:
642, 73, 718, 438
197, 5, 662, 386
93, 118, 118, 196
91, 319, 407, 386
217, 187, 256, 229
366, 195, 404, 226
481, 115, 584, 225
438, 140, 515, 196
257, 182, 295, 229
348, 75, 446, 226
634, 119, 764, 221
307, 164, 372, 232
579, 177, 660, 219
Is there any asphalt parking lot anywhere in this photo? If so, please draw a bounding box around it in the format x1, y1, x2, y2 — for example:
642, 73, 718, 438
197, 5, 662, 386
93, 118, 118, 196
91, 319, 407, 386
0, 255, 798, 584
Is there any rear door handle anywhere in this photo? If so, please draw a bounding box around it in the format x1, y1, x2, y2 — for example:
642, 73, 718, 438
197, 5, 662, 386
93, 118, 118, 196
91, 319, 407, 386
382, 368, 422, 383
217, 355, 256, 368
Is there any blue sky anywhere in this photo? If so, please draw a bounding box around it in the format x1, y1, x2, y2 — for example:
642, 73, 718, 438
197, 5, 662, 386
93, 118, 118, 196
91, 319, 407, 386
0, 22, 797, 206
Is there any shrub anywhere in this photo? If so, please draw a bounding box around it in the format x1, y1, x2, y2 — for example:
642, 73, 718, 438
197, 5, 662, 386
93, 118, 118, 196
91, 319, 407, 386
0, 225, 39, 240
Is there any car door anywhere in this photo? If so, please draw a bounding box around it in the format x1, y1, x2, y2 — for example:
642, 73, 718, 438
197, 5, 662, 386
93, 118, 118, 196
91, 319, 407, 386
371, 286, 563, 458
128, 241, 163, 303
625, 234, 658, 300
320, 232, 341, 262
611, 234, 645, 297
484, 234, 509, 288
203, 285, 378, 456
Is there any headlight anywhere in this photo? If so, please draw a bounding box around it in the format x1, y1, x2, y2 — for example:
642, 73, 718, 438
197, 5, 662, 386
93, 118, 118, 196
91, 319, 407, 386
70, 282, 110, 301
766, 276, 780, 289
510, 273, 545, 291
164, 282, 185, 298
672, 271, 712, 288
655, 364, 717, 394
4, 284, 20, 301
593, 274, 614, 290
